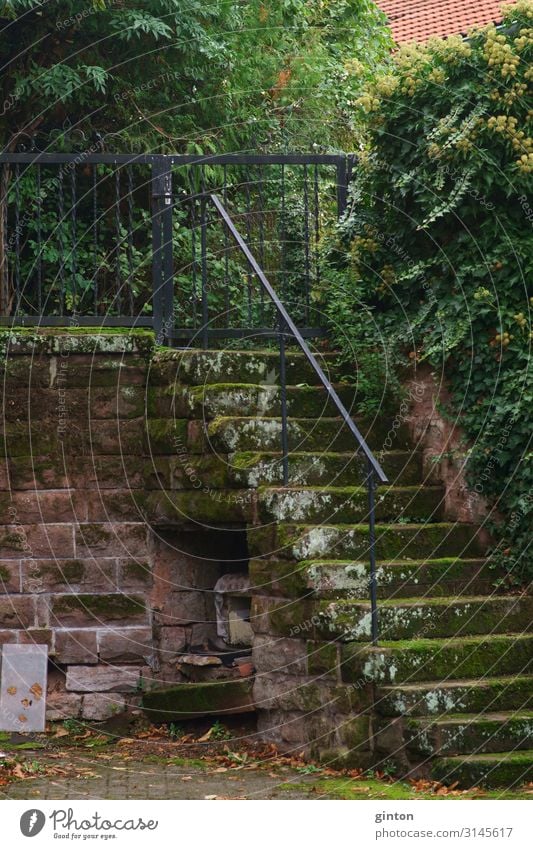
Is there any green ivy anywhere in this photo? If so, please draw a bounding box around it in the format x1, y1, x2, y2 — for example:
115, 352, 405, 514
322, 1, 533, 582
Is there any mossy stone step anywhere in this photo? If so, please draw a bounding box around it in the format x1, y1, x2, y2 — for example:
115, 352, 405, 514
406, 712, 533, 757
230, 450, 424, 487
431, 750, 533, 788
248, 558, 491, 600
150, 349, 344, 386
248, 523, 485, 562
257, 485, 445, 524
342, 634, 533, 685
319, 595, 533, 642
376, 675, 533, 716
182, 383, 365, 419
207, 416, 411, 453
141, 679, 255, 722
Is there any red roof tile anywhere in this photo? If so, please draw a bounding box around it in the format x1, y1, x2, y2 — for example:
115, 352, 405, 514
376, 0, 517, 44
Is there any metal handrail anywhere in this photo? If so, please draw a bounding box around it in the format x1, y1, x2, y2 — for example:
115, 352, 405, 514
210, 192, 385, 644
210, 193, 388, 485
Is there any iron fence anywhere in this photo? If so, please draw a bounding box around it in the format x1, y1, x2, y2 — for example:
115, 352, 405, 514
0, 152, 353, 344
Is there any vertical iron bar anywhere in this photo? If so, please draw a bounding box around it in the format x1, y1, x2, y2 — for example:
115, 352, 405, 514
367, 460, 378, 646
200, 166, 208, 348
70, 167, 77, 313
313, 163, 320, 293
151, 158, 173, 342
36, 164, 42, 315
258, 164, 265, 324
279, 314, 289, 486
14, 163, 20, 311
223, 164, 229, 321
245, 169, 252, 324
115, 168, 122, 314
189, 171, 198, 329
93, 165, 98, 315
336, 155, 348, 219
151, 162, 163, 340
280, 163, 286, 300
58, 166, 65, 316
126, 165, 135, 314
303, 163, 310, 322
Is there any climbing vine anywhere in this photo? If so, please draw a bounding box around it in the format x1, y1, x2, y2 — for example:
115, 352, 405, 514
321, 1, 533, 582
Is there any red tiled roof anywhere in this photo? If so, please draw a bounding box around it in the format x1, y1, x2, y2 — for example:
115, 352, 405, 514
376, 0, 516, 44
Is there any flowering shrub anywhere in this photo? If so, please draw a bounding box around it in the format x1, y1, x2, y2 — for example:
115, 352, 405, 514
322, 1, 533, 582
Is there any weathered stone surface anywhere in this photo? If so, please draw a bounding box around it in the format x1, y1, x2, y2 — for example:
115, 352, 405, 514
142, 678, 254, 721
19, 629, 54, 649
46, 692, 83, 721
55, 630, 98, 664
21, 558, 117, 593
158, 626, 188, 659
176, 654, 222, 667
117, 559, 153, 589
252, 634, 307, 676
1, 491, 78, 524
81, 693, 126, 720
0, 597, 35, 628
98, 628, 154, 664
49, 593, 148, 628
0, 560, 20, 592
66, 665, 145, 693
0, 524, 75, 559
155, 591, 206, 626
75, 523, 148, 558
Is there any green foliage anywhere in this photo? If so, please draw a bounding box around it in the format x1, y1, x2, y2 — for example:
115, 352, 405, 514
322, 1, 533, 581
0, 0, 392, 152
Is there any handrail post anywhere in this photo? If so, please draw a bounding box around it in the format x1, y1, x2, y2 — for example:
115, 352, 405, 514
200, 193, 209, 349
151, 158, 173, 344
278, 314, 289, 486
367, 459, 378, 645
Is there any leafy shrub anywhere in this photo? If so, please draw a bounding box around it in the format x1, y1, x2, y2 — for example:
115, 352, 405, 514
322, 1, 533, 582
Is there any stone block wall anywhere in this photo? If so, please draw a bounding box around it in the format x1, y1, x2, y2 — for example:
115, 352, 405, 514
0, 330, 244, 724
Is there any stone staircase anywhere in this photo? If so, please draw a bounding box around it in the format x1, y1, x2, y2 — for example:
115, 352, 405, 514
151, 347, 533, 788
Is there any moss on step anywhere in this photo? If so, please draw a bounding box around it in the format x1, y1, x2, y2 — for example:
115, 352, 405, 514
377, 675, 533, 717
431, 750, 533, 788
268, 522, 485, 562
141, 679, 255, 722
342, 634, 533, 685
406, 712, 533, 757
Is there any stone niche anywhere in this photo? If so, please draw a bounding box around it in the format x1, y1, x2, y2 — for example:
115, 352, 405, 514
151, 527, 251, 682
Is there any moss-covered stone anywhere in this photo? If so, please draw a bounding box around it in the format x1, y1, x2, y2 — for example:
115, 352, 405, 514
431, 750, 533, 788
145, 419, 190, 455
377, 675, 533, 717
52, 593, 147, 625
342, 634, 533, 686
318, 595, 533, 642
141, 679, 255, 721
407, 712, 533, 757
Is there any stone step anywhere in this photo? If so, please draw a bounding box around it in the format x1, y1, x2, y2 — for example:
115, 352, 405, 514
248, 558, 492, 600
248, 522, 486, 562
341, 634, 533, 685
230, 450, 425, 487
376, 675, 533, 716
405, 712, 533, 757
207, 416, 411, 453
319, 595, 533, 642
141, 678, 255, 722
257, 485, 445, 524
150, 349, 346, 387
431, 750, 533, 788
180, 383, 365, 420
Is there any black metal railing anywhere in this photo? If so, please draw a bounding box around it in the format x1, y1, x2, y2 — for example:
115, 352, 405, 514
0, 152, 352, 341
209, 193, 387, 645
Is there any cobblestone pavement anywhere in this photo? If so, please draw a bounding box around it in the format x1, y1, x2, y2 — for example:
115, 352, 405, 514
0, 753, 319, 800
